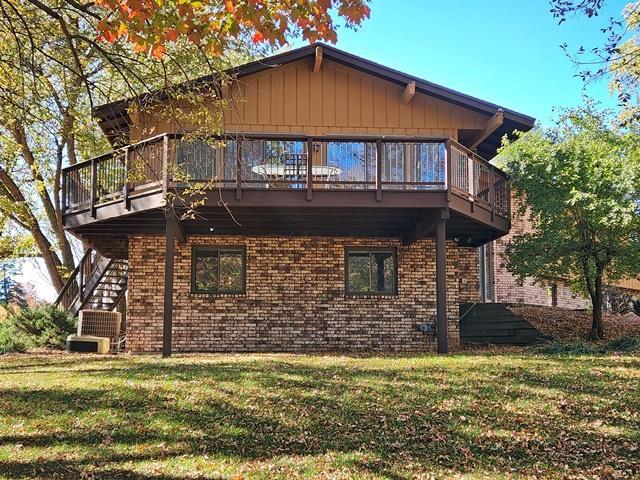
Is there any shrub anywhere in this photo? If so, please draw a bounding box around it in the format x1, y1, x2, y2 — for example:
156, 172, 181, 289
8, 305, 76, 349
0, 321, 33, 354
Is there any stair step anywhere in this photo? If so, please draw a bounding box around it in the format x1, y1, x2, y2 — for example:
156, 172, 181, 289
462, 329, 540, 338
459, 302, 547, 346
461, 309, 512, 317
461, 308, 513, 318
463, 337, 545, 344
462, 325, 540, 333
463, 317, 528, 325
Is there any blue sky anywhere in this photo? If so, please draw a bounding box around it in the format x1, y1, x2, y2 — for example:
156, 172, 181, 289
290, 0, 629, 126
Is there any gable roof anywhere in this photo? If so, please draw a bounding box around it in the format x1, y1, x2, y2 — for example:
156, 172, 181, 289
94, 43, 535, 158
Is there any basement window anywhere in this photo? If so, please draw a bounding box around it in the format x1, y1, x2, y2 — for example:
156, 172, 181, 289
191, 246, 246, 294
345, 248, 397, 295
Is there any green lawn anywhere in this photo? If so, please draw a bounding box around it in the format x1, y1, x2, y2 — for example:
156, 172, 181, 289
0, 352, 638, 479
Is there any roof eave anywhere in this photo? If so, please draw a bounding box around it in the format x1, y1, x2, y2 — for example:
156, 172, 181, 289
92, 42, 535, 144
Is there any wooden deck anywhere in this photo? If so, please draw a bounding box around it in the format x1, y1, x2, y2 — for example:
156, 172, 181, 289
62, 133, 511, 257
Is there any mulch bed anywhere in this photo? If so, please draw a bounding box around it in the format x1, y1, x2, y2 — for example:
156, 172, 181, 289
508, 304, 640, 341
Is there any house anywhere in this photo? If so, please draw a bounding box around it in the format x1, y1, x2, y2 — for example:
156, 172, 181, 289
58, 44, 535, 355
480, 194, 640, 309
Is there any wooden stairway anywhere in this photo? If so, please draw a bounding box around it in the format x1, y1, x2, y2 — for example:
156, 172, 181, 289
55, 248, 128, 317
459, 303, 550, 345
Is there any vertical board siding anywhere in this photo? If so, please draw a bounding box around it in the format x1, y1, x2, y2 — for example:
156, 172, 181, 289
347, 74, 361, 128
296, 67, 310, 126
133, 59, 489, 138
244, 76, 258, 125
615, 278, 640, 291
309, 68, 323, 126
270, 70, 284, 126
334, 67, 349, 127
322, 66, 336, 127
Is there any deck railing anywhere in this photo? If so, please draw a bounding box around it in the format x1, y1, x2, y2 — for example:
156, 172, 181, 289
62, 133, 509, 218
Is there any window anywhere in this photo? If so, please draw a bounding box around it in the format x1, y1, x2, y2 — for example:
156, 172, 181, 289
191, 247, 245, 294
346, 248, 397, 295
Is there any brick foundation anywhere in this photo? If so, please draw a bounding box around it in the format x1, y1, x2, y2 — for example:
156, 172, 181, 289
126, 235, 480, 353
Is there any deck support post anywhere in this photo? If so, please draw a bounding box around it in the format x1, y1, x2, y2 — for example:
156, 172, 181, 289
90, 157, 97, 218
436, 208, 449, 354
162, 216, 176, 358
306, 138, 313, 201
123, 147, 131, 210
375, 139, 382, 201
61, 166, 68, 216
236, 139, 243, 200
489, 165, 495, 221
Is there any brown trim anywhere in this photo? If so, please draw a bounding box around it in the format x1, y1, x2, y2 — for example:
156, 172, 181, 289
435, 212, 447, 354
64, 133, 501, 178
344, 246, 398, 296
375, 139, 382, 202
235, 139, 242, 200
306, 137, 313, 201
123, 146, 131, 210
162, 219, 176, 357
402, 211, 440, 245
190, 245, 247, 294
90, 158, 97, 219
166, 209, 186, 244
313, 45, 323, 73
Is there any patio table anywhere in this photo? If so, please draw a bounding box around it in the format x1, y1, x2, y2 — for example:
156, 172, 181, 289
251, 164, 342, 181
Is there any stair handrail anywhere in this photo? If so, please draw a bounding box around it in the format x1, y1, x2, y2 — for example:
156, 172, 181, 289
54, 248, 99, 310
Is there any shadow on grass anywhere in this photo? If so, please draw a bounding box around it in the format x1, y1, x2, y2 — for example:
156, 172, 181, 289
0, 354, 638, 479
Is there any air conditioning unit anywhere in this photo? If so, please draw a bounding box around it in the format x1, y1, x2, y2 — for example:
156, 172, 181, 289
78, 310, 122, 351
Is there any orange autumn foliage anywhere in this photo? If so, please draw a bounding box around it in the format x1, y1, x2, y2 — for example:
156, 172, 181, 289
94, 0, 370, 58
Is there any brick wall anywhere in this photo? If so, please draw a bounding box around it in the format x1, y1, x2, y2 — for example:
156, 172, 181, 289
488, 194, 590, 309
126, 235, 480, 353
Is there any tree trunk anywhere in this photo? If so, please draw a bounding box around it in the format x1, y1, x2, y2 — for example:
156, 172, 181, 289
12, 123, 75, 271
590, 272, 605, 340
31, 227, 64, 293
0, 166, 65, 293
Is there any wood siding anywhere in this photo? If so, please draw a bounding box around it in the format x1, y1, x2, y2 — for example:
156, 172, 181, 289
131, 59, 489, 141
614, 278, 640, 292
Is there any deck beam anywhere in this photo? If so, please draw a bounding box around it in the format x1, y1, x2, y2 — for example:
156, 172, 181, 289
166, 209, 186, 244
312, 46, 323, 72
402, 211, 439, 245
401, 81, 416, 104
470, 109, 504, 150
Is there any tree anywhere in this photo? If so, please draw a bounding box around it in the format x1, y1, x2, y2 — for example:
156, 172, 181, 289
0, 0, 369, 293
0, 260, 27, 308
551, 1, 640, 124
94, 0, 370, 57
500, 104, 640, 339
